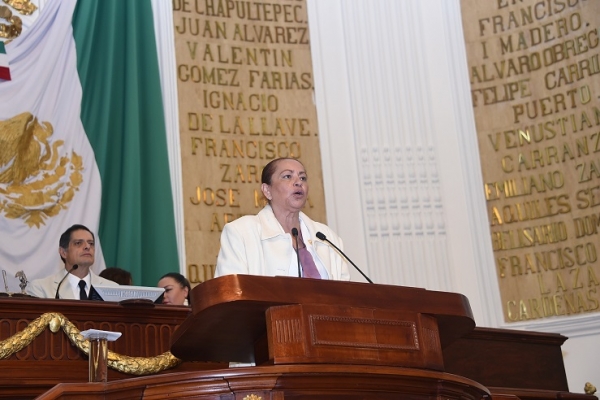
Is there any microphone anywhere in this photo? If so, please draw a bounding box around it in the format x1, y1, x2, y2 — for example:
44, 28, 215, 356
291, 228, 301, 278
316, 232, 373, 283
55, 264, 78, 299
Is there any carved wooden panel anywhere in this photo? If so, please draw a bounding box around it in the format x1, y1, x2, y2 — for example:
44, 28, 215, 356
0, 298, 188, 361
265, 303, 444, 370
0, 297, 226, 399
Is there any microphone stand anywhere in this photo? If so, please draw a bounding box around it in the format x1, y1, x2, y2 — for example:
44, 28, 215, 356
55, 264, 79, 299
316, 232, 373, 283
291, 228, 301, 278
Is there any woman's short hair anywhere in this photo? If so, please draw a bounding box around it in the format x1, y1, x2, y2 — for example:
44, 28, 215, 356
261, 157, 304, 185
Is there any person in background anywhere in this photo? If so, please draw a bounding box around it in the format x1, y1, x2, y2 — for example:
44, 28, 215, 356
99, 267, 133, 285
27, 224, 119, 299
215, 157, 351, 280
157, 272, 191, 306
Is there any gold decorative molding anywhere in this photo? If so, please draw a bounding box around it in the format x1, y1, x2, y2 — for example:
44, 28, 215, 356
242, 395, 263, 400
0, 312, 182, 375
585, 382, 597, 395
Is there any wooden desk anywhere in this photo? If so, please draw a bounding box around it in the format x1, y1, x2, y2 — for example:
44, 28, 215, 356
443, 326, 594, 400
3, 278, 595, 400
0, 296, 224, 399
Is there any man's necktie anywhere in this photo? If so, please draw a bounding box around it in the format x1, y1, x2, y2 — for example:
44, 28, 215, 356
78, 280, 88, 300
298, 246, 321, 279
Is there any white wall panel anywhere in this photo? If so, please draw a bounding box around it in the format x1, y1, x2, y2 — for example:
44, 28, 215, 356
310, 0, 474, 295
307, 0, 599, 391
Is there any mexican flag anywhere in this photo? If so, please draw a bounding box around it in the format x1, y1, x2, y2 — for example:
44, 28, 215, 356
0, 0, 178, 290
0, 42, 10, 81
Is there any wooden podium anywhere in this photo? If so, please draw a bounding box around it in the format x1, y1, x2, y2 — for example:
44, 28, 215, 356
3, 276, 596, 399
35, 275, 490, 399
170, 274, 476, 370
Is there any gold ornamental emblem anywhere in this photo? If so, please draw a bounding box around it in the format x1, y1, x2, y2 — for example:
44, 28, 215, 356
1, 0, 38, 40
0, 112, 83, 227
242, 395, 263, 400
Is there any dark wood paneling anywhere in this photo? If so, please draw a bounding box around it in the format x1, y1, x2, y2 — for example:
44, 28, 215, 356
0, 297, 225, 399
36, 364, 490, 400
443, 327, 570, 391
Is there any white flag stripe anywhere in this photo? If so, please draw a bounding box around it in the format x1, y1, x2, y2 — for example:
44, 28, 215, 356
0, 52, 9, 68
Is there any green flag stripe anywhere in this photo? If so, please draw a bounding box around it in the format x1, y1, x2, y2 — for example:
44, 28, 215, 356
72, 0, 179, 286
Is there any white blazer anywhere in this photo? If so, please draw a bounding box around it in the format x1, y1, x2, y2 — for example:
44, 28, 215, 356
215, 205, 350, 280
27, 269, 119, 299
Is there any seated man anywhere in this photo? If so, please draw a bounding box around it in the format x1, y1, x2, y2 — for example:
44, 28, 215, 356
27, 224, 118, 299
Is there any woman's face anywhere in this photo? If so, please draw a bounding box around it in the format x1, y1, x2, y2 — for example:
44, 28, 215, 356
158, 277, 189, 305
261, 159, 308, 212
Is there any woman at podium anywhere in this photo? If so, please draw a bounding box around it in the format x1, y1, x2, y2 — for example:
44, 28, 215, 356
215, 157, 350, 281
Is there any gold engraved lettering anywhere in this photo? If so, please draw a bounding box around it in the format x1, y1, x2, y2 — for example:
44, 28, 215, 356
187, 264, 215, 284
538, 274, 550, 294
484, 169, 564, 201
471, 27, 598, 87
216, 114, 312, 138
506, 287, 600, 321
210, 212, 244, 232
175, 17, 201, 35
254, 189, 268, 208
465, 0, 600, 323
178, 63, 240, 87
576, 158, 600, 183
487, 124, 559, 152
497, 242, 598, 277
187, 112, 213, 132
512, 85, 591, 123
499, 139, 597, 172
481, 2, 584, 35
472, 78, 531, 107
175, 0, 323, 289
203, 90, 279, 112
187, 41, 198, 59
174, 1, 305, 23
498, 13, 583, 53
489, 194, 570, 227
201, 43, 292, 67
545, 54, 600, 90
202, 20, 226, 39
575, 185, 600, 210
248, 70, 312, 90
571, 267, 583, 289
220, 163, 263, 184
191, 138, 301, 160
573, 212, 600, 236
232, 24, 308, 44
190, 186, 240, 207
